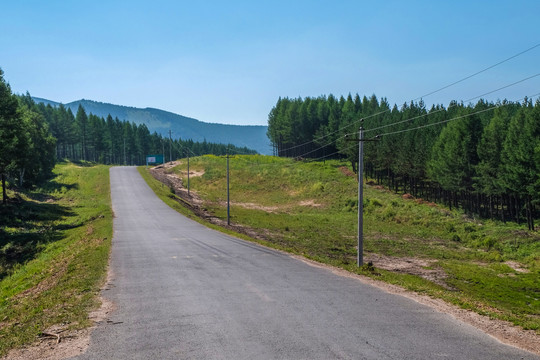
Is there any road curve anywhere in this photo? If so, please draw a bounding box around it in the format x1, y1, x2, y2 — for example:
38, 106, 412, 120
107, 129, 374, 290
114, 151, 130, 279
73, 167, 538, 360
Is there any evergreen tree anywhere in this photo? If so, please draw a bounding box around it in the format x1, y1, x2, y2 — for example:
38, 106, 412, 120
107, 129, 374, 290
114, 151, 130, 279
428, 108, 482, 192
0, 69, 27, 204
16, 106, 56, 186
475, 105, 511, 196
500, 101, 540, 229
75, 105, 88, 160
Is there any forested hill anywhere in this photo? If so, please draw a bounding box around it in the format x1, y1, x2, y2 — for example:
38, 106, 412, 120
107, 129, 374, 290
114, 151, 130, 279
32, 97, 271, 155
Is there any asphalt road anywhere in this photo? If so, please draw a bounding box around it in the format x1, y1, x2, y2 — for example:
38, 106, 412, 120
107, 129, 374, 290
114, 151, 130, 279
73, 167, 538, 360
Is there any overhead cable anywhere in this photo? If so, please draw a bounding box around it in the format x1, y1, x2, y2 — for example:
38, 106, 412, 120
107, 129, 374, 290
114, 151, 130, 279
377, 92, 540, 138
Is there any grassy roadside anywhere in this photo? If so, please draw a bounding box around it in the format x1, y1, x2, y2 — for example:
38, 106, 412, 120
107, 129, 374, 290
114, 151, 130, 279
142, 155, 539, 334
0, 162, 112, 356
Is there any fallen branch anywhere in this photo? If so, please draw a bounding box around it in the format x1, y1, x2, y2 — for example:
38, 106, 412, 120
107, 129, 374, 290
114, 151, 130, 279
40, 331, 61, 344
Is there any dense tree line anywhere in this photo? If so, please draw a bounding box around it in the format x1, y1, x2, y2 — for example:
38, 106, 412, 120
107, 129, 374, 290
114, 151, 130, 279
0, 69, 55, 203
267, 94, 540, 230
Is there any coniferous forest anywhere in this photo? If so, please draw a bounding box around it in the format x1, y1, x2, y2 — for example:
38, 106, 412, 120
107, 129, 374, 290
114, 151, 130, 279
267, 94, 540, 230
0, 69, 255, 204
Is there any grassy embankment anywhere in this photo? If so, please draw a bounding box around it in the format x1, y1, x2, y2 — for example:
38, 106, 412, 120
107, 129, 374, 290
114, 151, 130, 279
0, 162, 112, 356
141, 154, 539, 333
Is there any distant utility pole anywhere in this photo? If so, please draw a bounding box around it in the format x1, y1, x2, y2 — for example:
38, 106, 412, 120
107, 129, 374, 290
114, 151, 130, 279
162, 139, 165, 164
220, 149, 235, 226
169, 130, 172, 164
346, 122, 380, 266
186, 148, 190, 196
227, 150, 231, 226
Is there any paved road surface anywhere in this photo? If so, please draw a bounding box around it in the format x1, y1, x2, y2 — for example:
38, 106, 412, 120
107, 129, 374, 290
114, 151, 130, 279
73, 167, 538, 359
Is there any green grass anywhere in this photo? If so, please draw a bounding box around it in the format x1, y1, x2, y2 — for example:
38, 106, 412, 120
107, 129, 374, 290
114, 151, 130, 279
0, 162, 112, 356
143, 155, 540, 333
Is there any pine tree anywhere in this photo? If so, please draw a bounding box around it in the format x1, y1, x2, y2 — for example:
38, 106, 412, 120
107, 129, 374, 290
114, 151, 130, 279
427, 107, 482, 192
475, 105, 511, 197
75, 105, 88, 161
0, 69, 27, 204
500, 101, 540, 229
16, 106, 56, 186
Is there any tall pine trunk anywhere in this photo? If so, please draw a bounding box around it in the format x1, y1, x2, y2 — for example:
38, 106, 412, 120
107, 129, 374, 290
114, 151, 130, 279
2, 172, 7, 205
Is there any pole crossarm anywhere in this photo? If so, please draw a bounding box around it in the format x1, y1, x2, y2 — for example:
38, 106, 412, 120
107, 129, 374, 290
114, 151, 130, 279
344, 135, 381, 142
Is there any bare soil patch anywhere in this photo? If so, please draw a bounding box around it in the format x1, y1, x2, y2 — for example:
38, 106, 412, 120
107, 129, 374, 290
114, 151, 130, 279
401, 194, 439, 208
505, 261, 531, 273
225, 201, 280, 213
188, 170, 205, 177
2, 328, 92, 360
365, 253, 451, 289
159, 161, 180, 170
299, 199, 323, 208
338, 166, 355, 177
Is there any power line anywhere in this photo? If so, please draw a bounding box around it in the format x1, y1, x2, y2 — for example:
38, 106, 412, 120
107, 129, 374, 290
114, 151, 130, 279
377, 92, 540, 138
463, 73, 540, 102
412, 42, 540, 101
365, 73, 540, 134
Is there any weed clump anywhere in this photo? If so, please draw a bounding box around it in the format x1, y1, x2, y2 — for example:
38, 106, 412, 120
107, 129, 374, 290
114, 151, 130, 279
311, 182, 324, 193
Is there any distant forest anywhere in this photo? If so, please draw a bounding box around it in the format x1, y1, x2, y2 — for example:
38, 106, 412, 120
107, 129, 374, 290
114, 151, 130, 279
22, 97, 256, 165
0, 68, 255, 203
267, 94, 540, 230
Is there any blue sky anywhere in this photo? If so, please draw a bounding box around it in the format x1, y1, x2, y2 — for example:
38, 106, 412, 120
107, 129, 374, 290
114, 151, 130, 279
1, 0, 538, 125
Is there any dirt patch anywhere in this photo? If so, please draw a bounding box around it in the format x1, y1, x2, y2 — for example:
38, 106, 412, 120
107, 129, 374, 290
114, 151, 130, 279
160, 161, 180, 170
299, 200, 323, 208
399, 193, 438, 207
188, 170, 205, 177
365, 254, 451, 289
2, 328, 93, 360
295, 256, 540, 357
227, 202, 279, 213
505, 261, 530, 273
339, 166, 355, 177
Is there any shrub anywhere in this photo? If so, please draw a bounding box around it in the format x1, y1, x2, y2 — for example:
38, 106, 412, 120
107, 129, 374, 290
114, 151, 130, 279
370, 198, 383, 207
311, 182, 324, 193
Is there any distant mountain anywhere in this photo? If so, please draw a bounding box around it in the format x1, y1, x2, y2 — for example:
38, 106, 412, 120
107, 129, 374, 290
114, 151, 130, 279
32, 97, 271, 155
